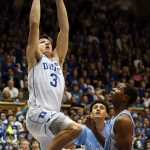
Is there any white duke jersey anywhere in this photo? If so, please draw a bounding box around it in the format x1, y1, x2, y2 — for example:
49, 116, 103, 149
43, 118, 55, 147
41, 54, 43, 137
28, 55, 65, 111
104, 110, 134, 150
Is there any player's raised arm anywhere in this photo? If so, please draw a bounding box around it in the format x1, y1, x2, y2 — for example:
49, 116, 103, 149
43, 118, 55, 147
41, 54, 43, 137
54, 0, 69, 68
26, 0, 41, 72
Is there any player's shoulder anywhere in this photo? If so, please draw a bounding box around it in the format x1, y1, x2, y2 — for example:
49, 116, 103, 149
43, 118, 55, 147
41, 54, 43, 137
82, 125, 89, 131
114, 114, 134, 135
82, 125, 93, 134
104, 119, 112, 125
104, 119, 112, 129
114, 114, 133, 130
118, 113, 132, 121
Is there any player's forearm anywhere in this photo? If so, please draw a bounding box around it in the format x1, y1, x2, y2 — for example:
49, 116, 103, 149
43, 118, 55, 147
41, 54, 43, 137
29, 0, 40, 27
56, 0, 69, 32
93, 126, 105, 147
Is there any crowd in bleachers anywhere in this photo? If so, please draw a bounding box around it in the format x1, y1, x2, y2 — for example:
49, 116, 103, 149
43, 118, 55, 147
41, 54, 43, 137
0, 0, 150, 149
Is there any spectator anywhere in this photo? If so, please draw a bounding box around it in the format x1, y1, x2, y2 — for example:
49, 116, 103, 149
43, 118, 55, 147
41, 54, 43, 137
15, 91, 25, 103
2, 68, 20, 89
1, 90, 13, 102
2, 80, 19, 99
30, 138, 40, 150
62, 86, 72, 104
0, 0, 150, 149
132, 96, 144, 108
19, 139, 29, 150
19, 79, 29, 101
145, 138, 150, 150
133, 127, 144, 150
143, 91, 150, 108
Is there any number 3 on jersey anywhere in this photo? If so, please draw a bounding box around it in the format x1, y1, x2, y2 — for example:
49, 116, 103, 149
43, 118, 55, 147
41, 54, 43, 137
50, 73, 57, 87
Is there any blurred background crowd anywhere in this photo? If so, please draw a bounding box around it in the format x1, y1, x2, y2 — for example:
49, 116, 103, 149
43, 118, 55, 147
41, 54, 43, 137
0, 0, 150, 149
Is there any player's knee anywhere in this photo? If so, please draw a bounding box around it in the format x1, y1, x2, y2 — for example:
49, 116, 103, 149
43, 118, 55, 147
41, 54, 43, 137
69, 123, 82, 136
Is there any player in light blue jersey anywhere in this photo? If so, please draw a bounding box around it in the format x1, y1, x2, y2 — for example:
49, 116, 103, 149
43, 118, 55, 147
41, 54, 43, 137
71, 100, 111, 150
25, 0, 82, 150
104, 83, 137, 150
88, 83, 137, 150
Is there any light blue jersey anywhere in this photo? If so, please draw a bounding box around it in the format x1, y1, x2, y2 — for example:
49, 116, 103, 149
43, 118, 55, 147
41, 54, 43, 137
75, 120, 111, 150
104, 110, 134, 150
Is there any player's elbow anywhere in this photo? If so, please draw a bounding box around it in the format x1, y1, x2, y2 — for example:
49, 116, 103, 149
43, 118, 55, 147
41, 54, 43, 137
29, 21, 39, 29
29, 13, 39, 28
65, 25, 69, 33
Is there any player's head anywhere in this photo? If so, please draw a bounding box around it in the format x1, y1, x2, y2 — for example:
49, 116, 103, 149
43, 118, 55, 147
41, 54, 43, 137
39, 34, 53, 54
90, 99, 109, 120
110, 83, 137, 108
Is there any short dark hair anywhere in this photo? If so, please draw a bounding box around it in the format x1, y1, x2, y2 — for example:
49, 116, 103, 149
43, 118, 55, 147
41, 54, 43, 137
124, 83, 137, 106
90, 99, 109, 113
29, 138, 40, 149
40, 34, 53, 44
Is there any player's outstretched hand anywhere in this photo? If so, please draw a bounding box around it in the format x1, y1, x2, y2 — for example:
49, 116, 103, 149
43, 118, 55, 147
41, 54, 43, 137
84, 115, 96, 131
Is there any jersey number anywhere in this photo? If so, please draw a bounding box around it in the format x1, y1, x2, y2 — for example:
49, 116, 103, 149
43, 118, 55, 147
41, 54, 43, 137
50, 73, 57, 87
